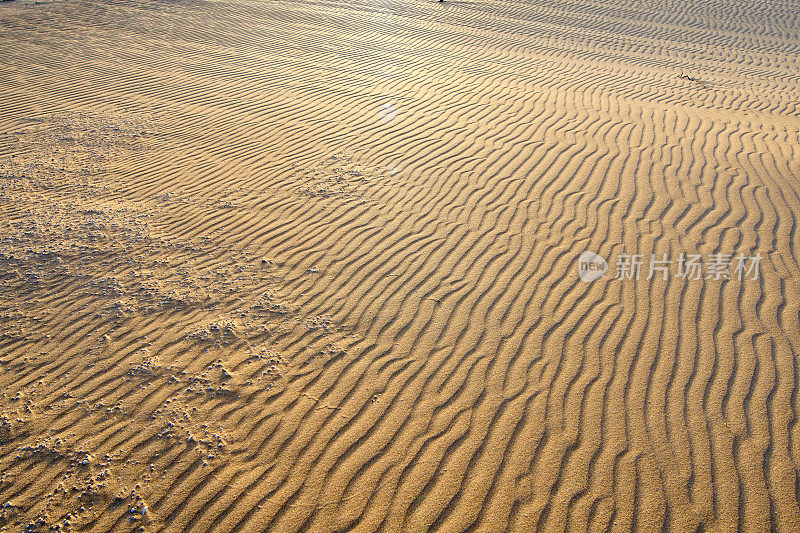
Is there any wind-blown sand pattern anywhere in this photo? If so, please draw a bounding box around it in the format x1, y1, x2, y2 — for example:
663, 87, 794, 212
1, 0, 799, 530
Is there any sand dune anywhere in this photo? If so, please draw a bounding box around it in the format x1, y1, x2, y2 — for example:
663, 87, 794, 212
1, 0, 799, 530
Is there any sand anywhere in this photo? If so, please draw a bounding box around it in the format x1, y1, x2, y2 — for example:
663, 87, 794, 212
0, 0, 799, 530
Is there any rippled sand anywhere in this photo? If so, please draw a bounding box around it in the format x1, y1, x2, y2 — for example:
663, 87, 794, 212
1, 0, 799, 530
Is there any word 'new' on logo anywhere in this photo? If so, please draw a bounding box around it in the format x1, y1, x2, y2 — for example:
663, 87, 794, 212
578, 251, 608, 282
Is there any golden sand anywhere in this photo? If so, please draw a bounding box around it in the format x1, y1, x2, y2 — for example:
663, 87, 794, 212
1, 0, 799, 530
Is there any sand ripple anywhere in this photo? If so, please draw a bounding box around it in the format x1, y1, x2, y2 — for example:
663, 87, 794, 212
0, 0, 799, 530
